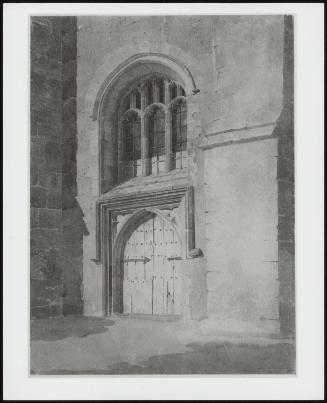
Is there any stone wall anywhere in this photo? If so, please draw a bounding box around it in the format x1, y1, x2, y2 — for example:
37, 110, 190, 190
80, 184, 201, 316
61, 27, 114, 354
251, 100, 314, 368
75, 15, 288, 332
203, 139, 279, 334
30, 16, 84, 318
30, 15, 294, 335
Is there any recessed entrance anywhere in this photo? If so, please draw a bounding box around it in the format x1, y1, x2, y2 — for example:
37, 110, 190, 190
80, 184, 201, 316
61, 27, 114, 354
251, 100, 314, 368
122, 214, 182, 315
96, 185, 194, 316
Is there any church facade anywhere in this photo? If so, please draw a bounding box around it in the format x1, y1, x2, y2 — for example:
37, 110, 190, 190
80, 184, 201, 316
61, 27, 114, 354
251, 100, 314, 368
30, 15, 295, 337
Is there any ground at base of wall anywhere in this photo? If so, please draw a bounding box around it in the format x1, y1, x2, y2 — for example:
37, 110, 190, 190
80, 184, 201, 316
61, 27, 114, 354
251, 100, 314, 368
30, 315, 295, 374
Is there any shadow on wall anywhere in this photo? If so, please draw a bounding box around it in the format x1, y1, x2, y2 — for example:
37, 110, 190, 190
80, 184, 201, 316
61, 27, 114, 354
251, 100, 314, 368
30, 201, 89, 319
31, 315, 114, 341
30, 247, 64, 318
61, 201, 89, 316
37, 340, 295, 374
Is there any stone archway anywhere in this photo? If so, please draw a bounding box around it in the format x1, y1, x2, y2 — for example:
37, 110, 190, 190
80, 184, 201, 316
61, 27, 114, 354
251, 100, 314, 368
112, 208, 183, 315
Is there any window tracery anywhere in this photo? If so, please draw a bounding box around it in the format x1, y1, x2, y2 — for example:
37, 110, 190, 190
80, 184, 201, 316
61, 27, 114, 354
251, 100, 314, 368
117, 74, 187, 183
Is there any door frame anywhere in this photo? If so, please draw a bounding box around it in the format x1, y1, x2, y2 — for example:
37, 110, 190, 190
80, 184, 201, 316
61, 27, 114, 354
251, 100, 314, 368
93, 185, 196, 316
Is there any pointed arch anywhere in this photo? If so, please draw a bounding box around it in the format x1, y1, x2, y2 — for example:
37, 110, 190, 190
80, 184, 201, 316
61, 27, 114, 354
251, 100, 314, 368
92, 53, 199, 121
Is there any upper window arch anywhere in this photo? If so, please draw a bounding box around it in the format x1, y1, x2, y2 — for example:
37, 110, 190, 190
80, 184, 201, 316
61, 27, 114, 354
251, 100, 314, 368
116, 74, 188, 184
96, 54, 200, 194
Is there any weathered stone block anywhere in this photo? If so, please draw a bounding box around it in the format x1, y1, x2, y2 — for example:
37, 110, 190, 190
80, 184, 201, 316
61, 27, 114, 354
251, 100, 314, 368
31, 21, 50, 50
31, 16, 53, 29
278, 180, 294, 211
62, 119, 77, 142
62, 60, 77, 81
46, 190, 62, 209
277, 157, 294, 181
45, 142, 62, 171
278, 244, 295, 336
33, 100, 62, 126
46, 78, 63, 100
61, 16, 77, 35
62, 79, 77, 101
61, 191, 78, 210
30, 163, 38, 185
30, 118, 38, 137
62, 141, 77, 169
31, 186, 46, 208
30, 253, 47, 280
30, 207, 39, 228
62, 172, 77, 188
62, 31, 77, 63
30, 138, 40, 161
33, 120, 62, 141
46, 35, 62, 60
48, 16, 64, 35
278, 217, 294, 241
38, 170, 61, 189
61, 242, 83, 263
31, 304, 62, 319
62, 97, 77, 122
38, 208, 62, 229
62, 206, 86, 230
278, 132, 294, 158
31, 74, 62, 101
31, 54, 62, 81
31, 279, 63, 300
30, 228, 62, 254
30, 272, 63, 319
30, 72, 48, 97
63, 303, 83, 316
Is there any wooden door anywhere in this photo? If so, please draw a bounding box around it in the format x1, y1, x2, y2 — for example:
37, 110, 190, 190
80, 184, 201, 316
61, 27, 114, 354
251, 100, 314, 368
123, 214, 182, 315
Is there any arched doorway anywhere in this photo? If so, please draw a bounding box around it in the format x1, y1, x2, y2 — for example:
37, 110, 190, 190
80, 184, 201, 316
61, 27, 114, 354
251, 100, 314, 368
114, 211, 183, 316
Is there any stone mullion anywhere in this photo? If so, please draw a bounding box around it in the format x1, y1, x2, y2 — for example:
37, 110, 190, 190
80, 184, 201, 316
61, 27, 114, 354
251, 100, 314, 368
165, 80, 173, 172
153, 78, 160, 104
131, 119, 136, 178
141, 84, 150, 176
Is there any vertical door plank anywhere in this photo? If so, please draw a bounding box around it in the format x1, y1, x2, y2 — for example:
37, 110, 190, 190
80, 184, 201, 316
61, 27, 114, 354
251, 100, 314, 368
123, 239, 132, 314
144, 218, 153, 315
133, 227, 140, 313
153, 215, 163, 314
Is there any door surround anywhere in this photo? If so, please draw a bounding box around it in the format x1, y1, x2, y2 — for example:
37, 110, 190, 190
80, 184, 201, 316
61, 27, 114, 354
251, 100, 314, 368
93, 185, 197, 316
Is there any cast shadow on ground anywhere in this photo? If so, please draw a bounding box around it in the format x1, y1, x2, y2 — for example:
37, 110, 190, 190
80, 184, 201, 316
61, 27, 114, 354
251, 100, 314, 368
40, 341, 295, 375
30, 315, 114, 341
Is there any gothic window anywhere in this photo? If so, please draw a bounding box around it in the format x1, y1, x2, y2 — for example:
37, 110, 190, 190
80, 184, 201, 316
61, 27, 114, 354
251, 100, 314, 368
118, 75, 187, 184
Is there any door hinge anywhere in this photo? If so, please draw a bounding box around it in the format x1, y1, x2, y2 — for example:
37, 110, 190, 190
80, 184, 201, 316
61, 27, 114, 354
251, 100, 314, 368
167, 256, 182, 261
124, 256, 151, 264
